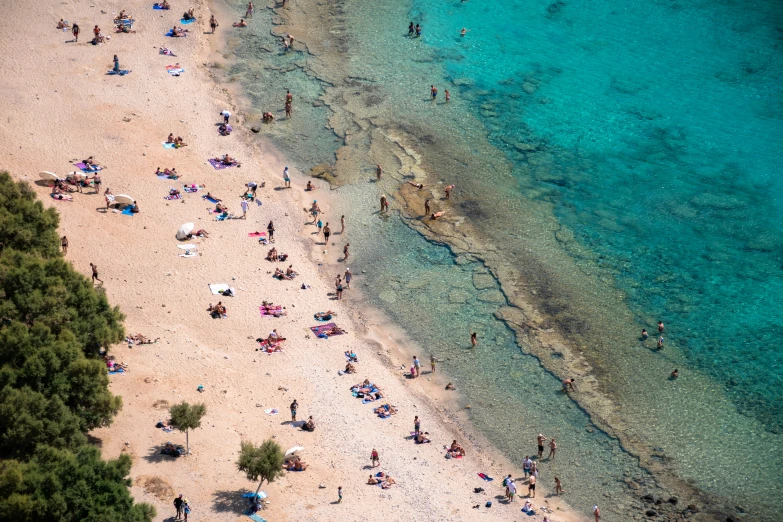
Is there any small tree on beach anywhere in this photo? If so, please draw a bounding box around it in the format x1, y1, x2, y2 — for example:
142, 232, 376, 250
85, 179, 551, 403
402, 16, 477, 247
237, 439, 285, 496
169, 402, 206, 454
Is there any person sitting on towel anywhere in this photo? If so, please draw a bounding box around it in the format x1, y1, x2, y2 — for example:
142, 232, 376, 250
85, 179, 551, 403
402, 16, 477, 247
415, 432, 431, 444
285, 265, 297, 278
367, 475, 380, 485
174, 135, 187, 147
284, 460, 308, 471
448, 440, 466, 457
219, 123, 232, 136
344, 350, 357, 362
301, 416, 316, 431
266, 247, 278, 262
381, 476, 397, 489
345, 362, 356, 374
169, 188, 181, 196
183, 8, 195, 20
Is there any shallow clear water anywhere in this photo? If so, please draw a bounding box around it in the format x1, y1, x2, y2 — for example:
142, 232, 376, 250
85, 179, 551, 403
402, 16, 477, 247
222, 0, 783, 518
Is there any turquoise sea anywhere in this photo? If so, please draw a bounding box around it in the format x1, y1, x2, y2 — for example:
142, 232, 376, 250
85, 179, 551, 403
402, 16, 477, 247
221, 0, 783, 518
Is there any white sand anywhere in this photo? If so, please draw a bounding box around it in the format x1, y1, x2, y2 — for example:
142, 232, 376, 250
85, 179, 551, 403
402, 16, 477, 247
0, 0, 587, 520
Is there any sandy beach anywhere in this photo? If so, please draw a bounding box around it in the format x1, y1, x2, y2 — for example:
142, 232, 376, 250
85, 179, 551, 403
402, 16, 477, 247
0, 0, 590, 521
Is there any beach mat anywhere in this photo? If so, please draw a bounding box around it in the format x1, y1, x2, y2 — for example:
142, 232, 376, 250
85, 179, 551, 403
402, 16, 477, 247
179, 252, 197, 258
153, 4, 169, 9
208, 158, 238, 170
162, 142, 177, 149
478, 473, 494, 481
184, 184, 205, 192
209, 283, 229, 295
74, 162, 101, 172
203, 195, 221, 203
180, 18, 196, 24
244, 513, 267, 522
164, 194, 182, 200
310, 323, 343, 336
121, 206, 134, 216
248, 232, 267, 237
166, 65, 184, 75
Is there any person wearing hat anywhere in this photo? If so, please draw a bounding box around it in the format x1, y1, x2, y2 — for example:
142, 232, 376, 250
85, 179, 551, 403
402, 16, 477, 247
283, 166, 291, 188
183, 498, 191, 521
344, 267, 352, 289
173, 494, 184, 519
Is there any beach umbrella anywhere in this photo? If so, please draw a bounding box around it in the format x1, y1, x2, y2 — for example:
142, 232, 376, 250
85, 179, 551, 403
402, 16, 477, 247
176, 222, 195, 240
39, 171, 60, 181
114, 194, 135, 206
285, 446, 304, 456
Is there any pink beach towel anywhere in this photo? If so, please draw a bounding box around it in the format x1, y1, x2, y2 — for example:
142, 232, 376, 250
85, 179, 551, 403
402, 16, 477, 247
248, 232, 267, 238
310, 323, 344, 336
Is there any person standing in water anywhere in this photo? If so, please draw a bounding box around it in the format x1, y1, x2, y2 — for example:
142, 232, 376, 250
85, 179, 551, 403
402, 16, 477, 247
445, 184, 455, 199
657, 336, 664, 349
380, 195, 389, 213
340, 215, 345, 234
343, 243, 350, 262
430, 85, 438, 100
285, 100, 292, 118
344, 267, 351, 288
471, 332, 477, 347
554, 477, 564, 495
430, 354, 437, 373
670, 369, 679, 379
408, 22, 415, 36
376, 164, 382, 180
415, 24, 421, 37
246, 2, 254, 17
460, 27, 468, 37
548, 438, 557, 460
641, 329, 648, 340
537, 434, 547, 459
445, 89, 451, 102
658, 320, 664, 333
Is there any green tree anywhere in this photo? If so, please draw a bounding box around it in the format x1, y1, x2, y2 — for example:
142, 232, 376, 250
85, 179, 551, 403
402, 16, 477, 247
169, 402, 206, 454
237, 439, 285, 496
0, 172, 61, 258
0, 445, 155, 522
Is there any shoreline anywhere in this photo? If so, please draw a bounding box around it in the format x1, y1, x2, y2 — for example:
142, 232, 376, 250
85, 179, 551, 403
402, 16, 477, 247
0, 1, 589, 521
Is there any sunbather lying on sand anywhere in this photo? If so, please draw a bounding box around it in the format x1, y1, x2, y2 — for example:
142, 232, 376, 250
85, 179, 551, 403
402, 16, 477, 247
315, 311, 336, 320
154, 0, 170, 9
115, 24, 136, 33
260, 305, 286, 317
127, 334, 159, 345
407, 181, 425, 189
430, 211, 446, 220
381, 476, 397, 489
170, 26, 189, 37
374, 404, 397, 417
186, 229, 209, 239
104, 356, 128, 371
324, 325, 345, 336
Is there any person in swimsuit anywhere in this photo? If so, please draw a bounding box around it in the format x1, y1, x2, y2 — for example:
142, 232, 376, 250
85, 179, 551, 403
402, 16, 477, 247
528, 474, 536, 497
670, 369, 679, 379
246, 2, 254, 17
445, 89, 451, 102
430, 211, 445, 220
548, 438, 557, 460
370, 449, 379, 467
344, 268, 351, 288
641, 328, 648, 340
554, 477, 564, 495
323, 222, 331, 244
60, 236, 69, 254
424, 199, 431, 216
209, 15, 218, 33
408, 22, 414, 36
431, 85, 438, 100
537, 434, 547, 459
376, 164, 382, 180
290, 399, 298, 422
430, 354, 436, 373
380, 195, 389, 213
471, 331, 477, 347
72, 23, 80, 42
657, 336, 664, 349
562, 378, 576, 392
445, 184, 455, 199
414, 415, 420, 435
283, 167, 291, 188
90, 263, 102, 283
343, 243, 350, 262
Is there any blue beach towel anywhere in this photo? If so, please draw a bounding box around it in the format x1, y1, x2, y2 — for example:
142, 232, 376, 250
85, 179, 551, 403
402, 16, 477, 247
121, 206, 134, 216
243, 513, 267, 522
203, 195, 221, 203
180, 18, 196, 24
153, 4, 168, 9
162, 142, 176, 149
107, 69, 131, 76
108, 369, 125, 375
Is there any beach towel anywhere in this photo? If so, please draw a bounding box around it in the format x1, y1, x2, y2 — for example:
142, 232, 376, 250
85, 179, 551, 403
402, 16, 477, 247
179, 252, 197, 258
208, 158, 238, 170
166, 65, 185, 75
310, 323, 344, 337
180, 18, 196, 24
165, 29, 185, 37
244, 513, 267, 522
248, 232, 267, 238
164, 193, 182, 200
50, 194, 73, 202
162, 142, 177, 149
115, 18, 134, 26
107, 69, 131, 75
216, 213, 232, 221
108, 369, 125, 375
160, 47, 176, 56
260, 306, 283, 317
203, 195, 221, 204
264, 408, 279, 415
153, 4, 168, 9
74, 162, 102, 172
478, 473, 494, 481
209, 283, 230, 295
121, 206, 134, 216
184, 184, 205, 192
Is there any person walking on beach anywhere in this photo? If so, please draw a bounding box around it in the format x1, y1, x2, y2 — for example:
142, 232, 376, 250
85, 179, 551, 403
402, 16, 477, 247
90, 263, 102, 284
657, 336, 664, 350
658, 320, 664, 333
528, 474, 536, 498
413, 356, 421, 377
267, 220, 275, 242
507, 479, 517, 502
343, 243, 350, 262
92, 173, 101, 193
502, 474, 513, 500
72, 23, 80, 42
522, 456, 532, 477
554, 477, 564, 495
336, 278, 343, 300
290, 399, 298, 422
344, 267, 351, 288
337, 486, 343, 504
370, 448, 379, 467
430, 354, 437, 373
340, 215, 345, 234
414, 415, 421, 435
283, 166, 291, 188
183, 499, 190, 521
61, 236, 68, 255
548, 438, 557, 460
173, 494, 184, 520
430, 85, 438, 101
537, 434, 547, 459
246, 2, 254, 17
316, 218, 323, 234
376, 164, 382, 180
424, 199, 431, 216
240, 198, 249, 219
323, 222, 331, 244
210, 15, 219, 33
310, 200, 321, 223
380, 195, 389, 213
471, 331, 477, 347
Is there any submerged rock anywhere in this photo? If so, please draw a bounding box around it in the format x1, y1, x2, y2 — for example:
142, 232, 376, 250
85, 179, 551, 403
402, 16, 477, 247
448, 289, 472, 304
477, 289, 505, 304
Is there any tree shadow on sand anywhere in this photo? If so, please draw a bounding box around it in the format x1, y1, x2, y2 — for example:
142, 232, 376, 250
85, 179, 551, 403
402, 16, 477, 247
212, 489, 253, 514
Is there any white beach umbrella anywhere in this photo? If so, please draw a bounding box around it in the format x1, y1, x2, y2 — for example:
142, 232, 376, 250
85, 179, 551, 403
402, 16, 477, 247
285, 446, 305, 456
176, 222, 195, 240
114, 194, 135, 206
39, 171, 60, 181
